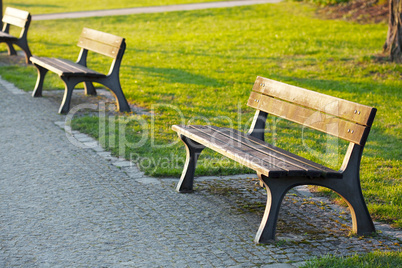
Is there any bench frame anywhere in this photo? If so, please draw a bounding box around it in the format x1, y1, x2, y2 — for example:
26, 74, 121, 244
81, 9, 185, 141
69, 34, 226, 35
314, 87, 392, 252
0, 7, 32, 64
30, 27, 130, 114
173, 76, 377, 243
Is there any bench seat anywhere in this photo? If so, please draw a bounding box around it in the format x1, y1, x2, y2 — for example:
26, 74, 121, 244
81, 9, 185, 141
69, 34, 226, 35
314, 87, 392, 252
0, 7, 32, 64
30, 56, 106, 77
0, 31, 17, 40
30, 28, 130, 114
173, 125, 342, 179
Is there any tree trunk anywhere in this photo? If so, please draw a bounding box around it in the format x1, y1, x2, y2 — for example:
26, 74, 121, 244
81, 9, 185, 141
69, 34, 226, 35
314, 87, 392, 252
384, 0, 402, 62
1, 0, 3, 29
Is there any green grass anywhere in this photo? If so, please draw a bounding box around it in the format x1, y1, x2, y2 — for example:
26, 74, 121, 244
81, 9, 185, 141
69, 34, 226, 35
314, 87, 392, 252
0, 2, 400, 229
2, 0, 232, 14
298, 0, 349, 6
301, 251, 402, 268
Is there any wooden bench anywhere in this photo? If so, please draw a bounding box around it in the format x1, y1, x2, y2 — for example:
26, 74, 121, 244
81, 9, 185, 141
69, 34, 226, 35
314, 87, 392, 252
30, 27, 131, 114
172, 76, 377, 243
0, 7, 32, 64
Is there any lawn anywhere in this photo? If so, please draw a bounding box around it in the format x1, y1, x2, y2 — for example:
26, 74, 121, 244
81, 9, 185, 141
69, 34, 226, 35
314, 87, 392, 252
0, 1, 400, 230
301, 251, 402, 268
2, 0, 233, 15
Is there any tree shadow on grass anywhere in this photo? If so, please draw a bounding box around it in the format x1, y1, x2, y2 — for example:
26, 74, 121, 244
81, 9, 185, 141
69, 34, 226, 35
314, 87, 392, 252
10, 4, 61, 9
131, 66, 224, 88
266, 74, 400, 96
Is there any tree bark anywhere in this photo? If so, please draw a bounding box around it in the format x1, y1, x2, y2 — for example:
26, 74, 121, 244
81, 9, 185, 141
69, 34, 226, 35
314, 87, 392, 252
1, 0, 3, 29
384, 0, 402, 62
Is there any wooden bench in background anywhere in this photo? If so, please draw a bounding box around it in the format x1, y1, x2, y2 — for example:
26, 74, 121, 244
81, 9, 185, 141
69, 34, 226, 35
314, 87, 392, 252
30, 27, 131, 114
172, 76, 377, 243
0, 7, 32, 64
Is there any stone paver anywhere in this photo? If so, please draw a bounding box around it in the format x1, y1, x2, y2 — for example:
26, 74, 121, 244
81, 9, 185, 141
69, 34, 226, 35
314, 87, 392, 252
0, 77, 400, 267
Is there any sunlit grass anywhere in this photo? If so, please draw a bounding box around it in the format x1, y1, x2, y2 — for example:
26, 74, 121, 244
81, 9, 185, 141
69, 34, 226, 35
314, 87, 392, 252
301, 251, 402, 268
0, 2, 400, 228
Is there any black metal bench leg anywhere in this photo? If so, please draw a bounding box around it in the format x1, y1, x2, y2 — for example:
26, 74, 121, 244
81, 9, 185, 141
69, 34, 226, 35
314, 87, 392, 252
111, 83, 130, 112
32, 65, 48, 97
339, 186, 375, 235
84, 82, 97, 96
314, 178, 375, 236
59, 78, 78, 114
321, 177, 375, 235
15, 39, 32, 64
102, 79, 130, 113
176, 135, 205, 193
255, 174, 292, 243
5, 42, 17, 56
329, 143, 376, 236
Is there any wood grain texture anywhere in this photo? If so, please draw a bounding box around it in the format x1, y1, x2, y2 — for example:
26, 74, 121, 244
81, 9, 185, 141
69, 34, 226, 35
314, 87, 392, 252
251, 76, 376, 127
2, 7, 30, 28
30, 56, 105, 77
172, 125, 341, 178
247, 91, 371, 145
78, 28, 124, 58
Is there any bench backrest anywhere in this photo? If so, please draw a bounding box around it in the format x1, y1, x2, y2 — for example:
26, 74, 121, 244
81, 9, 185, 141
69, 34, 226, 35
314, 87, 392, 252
247, 76, 377, 146
77, 28, 125, 59
2, 7, 31, 33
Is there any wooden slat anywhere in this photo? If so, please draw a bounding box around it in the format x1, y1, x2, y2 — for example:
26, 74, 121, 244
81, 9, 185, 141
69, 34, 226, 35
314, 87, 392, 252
251, 76, 377, 127
194, 126, 308, 177
207, 126, 341, 178
80, 27, 123, 47
30, 57, 65, 76
78, 28, 124, 58
78, 37, 120, 58
173, 125, 288, 177
56, 58, 104, 76
4, 7, 30, 19
248, 91, 371, 145
2, 7, 30, 28
173, 125, 342, 178
2, 14, 27, 28
30, 56, 105, 77
0, 32, 16, 40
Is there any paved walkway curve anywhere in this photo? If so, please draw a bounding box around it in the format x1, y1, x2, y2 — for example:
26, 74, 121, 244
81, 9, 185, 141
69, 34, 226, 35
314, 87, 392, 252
33, 0, 281, 20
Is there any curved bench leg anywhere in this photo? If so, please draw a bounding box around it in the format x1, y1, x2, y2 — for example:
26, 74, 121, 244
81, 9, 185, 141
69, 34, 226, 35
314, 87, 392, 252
255, 174, 292, 243
320, 177, 375, 236
5, 42, 17, 56
255, 174, 375, 243
15, 39, 32, 64
110, 82, 130, 112
330, 143, 375, 235
102, 79, 130, 113
59, 77, 79, 114
176, 135, 205, 193
32, 65, 48, 97
340, 187, 375, 235
84, 82, 97, 96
